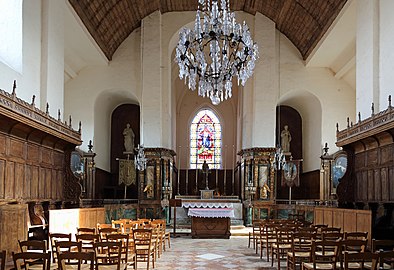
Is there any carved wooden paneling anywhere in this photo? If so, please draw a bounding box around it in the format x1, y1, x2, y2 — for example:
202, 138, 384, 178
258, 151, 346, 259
5, 161, 14, 199
0, 160, 4, 199
27, 144, 39, 163
390, 167, 394, 201
381, 145, 393, 164
41, 148, 52, 166
10, 139, 24, 160
0, 204, 28, 257
30, 165, 39, 198
381, 168, 389, 201
0, 136, 5, 154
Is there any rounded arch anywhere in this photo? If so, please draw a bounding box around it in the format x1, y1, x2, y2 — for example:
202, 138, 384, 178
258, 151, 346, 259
279, 90, 323, 171
93, 88, 139, 171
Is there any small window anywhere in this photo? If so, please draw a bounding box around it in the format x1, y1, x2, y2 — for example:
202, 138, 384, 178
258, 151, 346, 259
0, 0, 23, 72
190, 109, 222, 169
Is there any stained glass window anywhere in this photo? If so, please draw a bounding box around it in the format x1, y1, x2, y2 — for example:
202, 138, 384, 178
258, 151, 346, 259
190, 109, 221, 169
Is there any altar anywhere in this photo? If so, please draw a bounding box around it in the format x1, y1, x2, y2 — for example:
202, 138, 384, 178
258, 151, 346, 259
182, 199, 235, 239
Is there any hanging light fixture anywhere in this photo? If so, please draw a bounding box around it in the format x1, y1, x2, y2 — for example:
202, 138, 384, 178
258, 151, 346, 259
175, 0, 259, 105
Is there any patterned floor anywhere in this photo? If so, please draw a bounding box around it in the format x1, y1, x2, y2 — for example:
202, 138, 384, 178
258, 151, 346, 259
135, 235, 283, 270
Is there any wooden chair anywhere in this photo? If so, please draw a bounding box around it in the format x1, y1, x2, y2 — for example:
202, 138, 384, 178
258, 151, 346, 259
271, 225, 294, 270
0, 250, 6, 270
376, 250, 394, 270
260, 223, 277, 261
76, 227, 96, 235
12, 252, 51, 270
302, 239, 341, 270
371, 239, 394, 252
94, 241, 124, 270
344, 251, 378, 270
338, 239, 368, 270
18, 239, 47, 253
97, 223, 113, 230
98, 227, 119, 241
57, 251, 95, 270
248, 220, 261, 249
55, 241, 82, 255
49, 232, 72, 262
344, 232, 368, 240
133, 228, 155, 270
75, 234, 100, 253
106, 233, 133, 266
287, 231, 316, 270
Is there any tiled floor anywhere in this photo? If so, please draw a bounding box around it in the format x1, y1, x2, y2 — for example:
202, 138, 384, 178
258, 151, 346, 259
136, 235, 282, 270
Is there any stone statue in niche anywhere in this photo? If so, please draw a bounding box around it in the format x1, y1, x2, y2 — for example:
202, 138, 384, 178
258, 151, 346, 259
281, 125, 292, 153
123, 123, 135, 153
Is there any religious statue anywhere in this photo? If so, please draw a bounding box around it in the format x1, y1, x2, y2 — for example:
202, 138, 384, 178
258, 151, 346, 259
260, 183, 271, 199
123, 123, 135, 152
281, 125, 292, 153
202, 160, 210, 190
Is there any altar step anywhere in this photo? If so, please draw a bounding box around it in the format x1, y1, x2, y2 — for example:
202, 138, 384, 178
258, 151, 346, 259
167, 225, 252, 237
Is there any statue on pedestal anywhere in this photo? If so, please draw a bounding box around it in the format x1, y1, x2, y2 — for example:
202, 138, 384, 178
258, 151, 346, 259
123, 123, 135, 153
281, 125, 292, 153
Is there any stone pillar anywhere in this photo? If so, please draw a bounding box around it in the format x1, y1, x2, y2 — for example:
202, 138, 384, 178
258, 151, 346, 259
356, 0, 379, 117
141, 11, 163, 147
40, 0, 65, 117
241, 13, 278, 149
379, 0, 394, 108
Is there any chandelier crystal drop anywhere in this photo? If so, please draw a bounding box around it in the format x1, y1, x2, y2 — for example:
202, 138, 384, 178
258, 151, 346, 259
175, 0, 259, 105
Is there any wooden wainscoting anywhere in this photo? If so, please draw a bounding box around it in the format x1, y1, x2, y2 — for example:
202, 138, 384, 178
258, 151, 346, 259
314, 207, 372, 245
0, 203, 28, 258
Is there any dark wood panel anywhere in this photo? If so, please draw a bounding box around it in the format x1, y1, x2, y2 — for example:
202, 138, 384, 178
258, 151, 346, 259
380, 168, 388, 201
30, 165, 39, 198
10, 139, 24, 159
0, 135, 5, 154
41, 148, 52, 165
0, 160, 4, 198
27, 144, 39, 163
5, 161, 14, 199
390, 167, 394, 201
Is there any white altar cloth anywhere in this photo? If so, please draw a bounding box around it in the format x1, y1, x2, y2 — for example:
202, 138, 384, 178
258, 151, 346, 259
188, 208, 234, 218
182, 201, 234, 209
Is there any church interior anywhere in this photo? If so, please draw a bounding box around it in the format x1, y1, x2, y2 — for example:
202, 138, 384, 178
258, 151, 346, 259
0, 0, 393, 269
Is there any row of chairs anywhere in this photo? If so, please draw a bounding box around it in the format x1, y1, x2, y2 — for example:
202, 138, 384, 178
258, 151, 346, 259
12, 227, 159, 270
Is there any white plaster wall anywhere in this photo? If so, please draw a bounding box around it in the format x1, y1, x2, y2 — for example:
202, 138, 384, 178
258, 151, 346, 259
379, 0, 394, 109
64, 31, 141, 170
0, 0, 41, 105
279, 35, 355, 171
41, 0, 65, 115
356, 0, 379, 117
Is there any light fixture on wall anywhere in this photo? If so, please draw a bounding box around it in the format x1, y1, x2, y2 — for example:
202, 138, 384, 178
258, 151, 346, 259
175, 0, 259, 105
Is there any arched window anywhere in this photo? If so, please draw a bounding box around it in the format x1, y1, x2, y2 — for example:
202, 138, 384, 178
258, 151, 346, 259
0, 0, 23, 72
190, 109, 221, 169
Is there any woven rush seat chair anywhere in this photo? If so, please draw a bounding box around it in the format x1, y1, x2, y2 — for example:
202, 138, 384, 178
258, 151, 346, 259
57, 251, 95, 270
133, 228, 155, 270
343, 251, 378, 270
12, 252, 51, 270
302, 239, 341, 270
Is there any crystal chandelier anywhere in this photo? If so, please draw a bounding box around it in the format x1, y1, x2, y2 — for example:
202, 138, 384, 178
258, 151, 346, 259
175, 0, 259, 105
